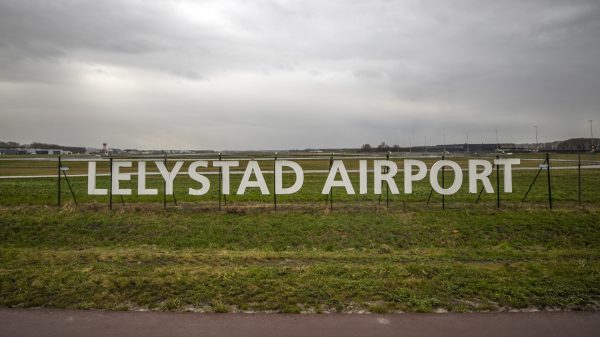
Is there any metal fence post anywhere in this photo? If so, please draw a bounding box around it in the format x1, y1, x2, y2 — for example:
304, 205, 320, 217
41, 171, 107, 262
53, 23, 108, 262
218, 152, 222, 211
329, 153, 333, 211
386, 152, 390, 208
57, 155, 61, 207
274, 152, 277, 210
578, 153, 581, 206
547, 153, 552, 209
163, 153, 167, 210
442, 154, 445, 210
171, 159, 177, 206
496, 155, 500, 208
223, 154, 227, 207
378, 158, 382, 208
109, 157, 113, 210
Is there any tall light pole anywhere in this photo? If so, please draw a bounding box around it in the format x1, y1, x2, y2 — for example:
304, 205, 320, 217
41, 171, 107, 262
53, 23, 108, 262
495, 128, 499, 151
590, 120, 595, 150
534, 125, 538, 152
443, 132, 446, 154
466, 131, 469, 155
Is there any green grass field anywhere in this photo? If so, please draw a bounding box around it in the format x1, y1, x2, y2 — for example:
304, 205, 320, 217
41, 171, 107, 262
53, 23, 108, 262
0, 153, 599, 313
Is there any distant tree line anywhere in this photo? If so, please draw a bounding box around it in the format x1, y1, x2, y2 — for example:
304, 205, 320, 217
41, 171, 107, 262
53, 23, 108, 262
0, 141, 87, 154
360, 137, 597, 153
360, 142, 401, 152
0, 141, 20, 148
556, 138, 596, 151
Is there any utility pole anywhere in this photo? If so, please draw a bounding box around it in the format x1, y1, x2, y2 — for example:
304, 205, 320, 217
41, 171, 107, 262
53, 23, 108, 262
534, 125, 538, 152
466, 131, 469, 155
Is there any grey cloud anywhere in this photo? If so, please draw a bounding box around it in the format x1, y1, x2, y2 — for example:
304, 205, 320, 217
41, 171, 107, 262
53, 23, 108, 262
0, 0, 598, 149
354, 69, 382, 80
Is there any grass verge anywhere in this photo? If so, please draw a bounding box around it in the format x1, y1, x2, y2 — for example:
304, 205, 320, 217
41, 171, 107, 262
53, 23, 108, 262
0, 206, 599, 313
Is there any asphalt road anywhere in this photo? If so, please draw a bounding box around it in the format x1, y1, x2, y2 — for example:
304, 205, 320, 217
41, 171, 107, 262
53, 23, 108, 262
1, 309, 599, 337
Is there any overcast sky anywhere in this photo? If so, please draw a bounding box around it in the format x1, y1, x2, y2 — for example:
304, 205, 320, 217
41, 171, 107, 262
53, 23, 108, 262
0, 0, 599, 150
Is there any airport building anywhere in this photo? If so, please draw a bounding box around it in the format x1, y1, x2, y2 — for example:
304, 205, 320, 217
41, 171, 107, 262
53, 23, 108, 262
0, 148, 68, 155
